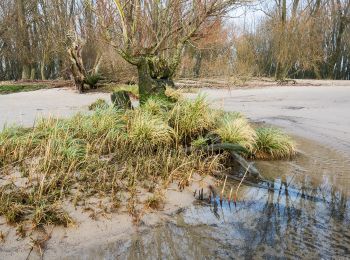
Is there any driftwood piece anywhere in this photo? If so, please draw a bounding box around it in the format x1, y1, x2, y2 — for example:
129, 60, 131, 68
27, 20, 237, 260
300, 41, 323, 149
111, 90, 132, 109
230, 152, 262, 179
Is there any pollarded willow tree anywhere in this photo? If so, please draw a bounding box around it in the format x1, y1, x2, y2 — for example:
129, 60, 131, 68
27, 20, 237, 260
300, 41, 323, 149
106, 0, 245, 104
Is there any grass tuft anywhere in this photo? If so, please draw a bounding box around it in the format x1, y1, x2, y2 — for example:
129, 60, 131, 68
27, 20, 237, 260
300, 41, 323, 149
254, 127, 296, 159
142, 96, 173, 116
169, 95, 216, 142
191, 136, 209, 148
0, 84, 48, 95
88, 99, 109, 110
165, 86, 183, 101
145, 192, 165, 210
127, 110, 174, 148
214, 117, 256, 151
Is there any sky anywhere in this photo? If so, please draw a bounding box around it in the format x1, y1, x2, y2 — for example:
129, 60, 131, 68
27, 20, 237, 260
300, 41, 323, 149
229, 2, 269, 33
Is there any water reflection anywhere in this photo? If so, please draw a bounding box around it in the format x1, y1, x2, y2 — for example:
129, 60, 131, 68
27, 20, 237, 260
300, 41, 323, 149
121, 181, 350, 259
67, 137, 350, 259
122, 137, 350, 259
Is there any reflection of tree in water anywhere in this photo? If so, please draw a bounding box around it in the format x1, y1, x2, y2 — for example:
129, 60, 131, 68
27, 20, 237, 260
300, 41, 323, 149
126, 221, 230, 259
239, 173, 350, 258
122, 140, 350, 259
123, 158, 350, 259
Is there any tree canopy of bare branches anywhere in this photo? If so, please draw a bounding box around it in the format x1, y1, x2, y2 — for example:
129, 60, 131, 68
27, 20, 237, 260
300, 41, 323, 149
103, 0, 246, 102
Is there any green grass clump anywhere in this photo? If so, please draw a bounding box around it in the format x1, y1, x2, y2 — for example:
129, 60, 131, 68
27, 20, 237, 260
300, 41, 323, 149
0, 93, 296, 229
127, 110, 174, 148
254, 127, 296, 159
165, 86, 183, 101
142, 96, 173, 116
191, 136, 209, 148
0, 84, 48, 94
214, 117, 256, 150
169, 95, 216, 141
89, 99, 109, 110
85, 73, 102, 88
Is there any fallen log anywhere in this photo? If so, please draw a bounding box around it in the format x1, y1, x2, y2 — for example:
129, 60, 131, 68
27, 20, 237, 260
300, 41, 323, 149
230, 151, 262, 179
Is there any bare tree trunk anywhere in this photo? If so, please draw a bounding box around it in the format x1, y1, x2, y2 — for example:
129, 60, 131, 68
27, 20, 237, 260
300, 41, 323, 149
21, 64, 31, 80
40, 62, 46, 80
16, 0, 32, 80
329, 15, 347, 78
275, 0, 287, 80
193, 51, 202, 78
68, 41, 87, 93
292, 0, 300, 19
137, 57, 174, 104
40, 50, 47, 80
30, 67, 36, 80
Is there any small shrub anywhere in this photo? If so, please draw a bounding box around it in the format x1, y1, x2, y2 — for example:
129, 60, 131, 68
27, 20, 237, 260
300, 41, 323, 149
85, 73, 102, 89
254, 127, 296, 159
165, 86, 183, 101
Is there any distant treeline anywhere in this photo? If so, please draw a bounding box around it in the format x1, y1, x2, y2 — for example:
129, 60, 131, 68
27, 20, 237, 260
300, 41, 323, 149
233, 0, 350, 80
0, 0, 349, 81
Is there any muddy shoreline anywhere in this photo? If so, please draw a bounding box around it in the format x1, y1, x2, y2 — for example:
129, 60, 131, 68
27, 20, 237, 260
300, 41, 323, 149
1, 134, 349, 259
0, 175, 216, 259
55, 135, 350, 259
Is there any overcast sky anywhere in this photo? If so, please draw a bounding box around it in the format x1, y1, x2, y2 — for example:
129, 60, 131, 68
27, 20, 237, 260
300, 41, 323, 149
229, 3, 267, 33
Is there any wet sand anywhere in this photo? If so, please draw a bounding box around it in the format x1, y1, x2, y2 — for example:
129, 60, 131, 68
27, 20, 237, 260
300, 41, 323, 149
0, 175, 215, 259
187, 84, 350, 155
54, 135, 350, 259
0, 88, 110, 128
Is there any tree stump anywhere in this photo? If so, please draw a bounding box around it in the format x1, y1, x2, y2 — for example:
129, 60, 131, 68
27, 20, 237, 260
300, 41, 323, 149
111, 90, 132, 109
137, 57, 175, 105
